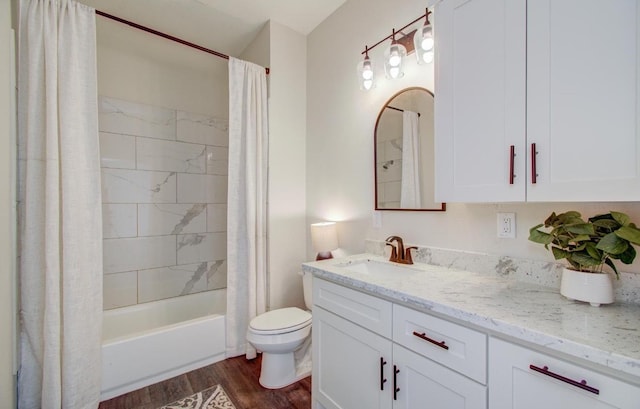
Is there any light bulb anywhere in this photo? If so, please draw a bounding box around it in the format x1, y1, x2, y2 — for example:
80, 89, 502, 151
421, 37, 434, 51
422, 51, 434, 64
389, 67, 400, 78
363, 79, 373, 90
362, 66, 373, 80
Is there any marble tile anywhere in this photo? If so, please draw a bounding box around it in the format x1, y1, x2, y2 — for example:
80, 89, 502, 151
384, 138, 403, 161
177, 174, 227, 204
382, 181, 401, 203
99, 96, 176, 140
102, 169, 177, 204
207, 204, 227, 233
176, 232, 226, 265
103, 204, 137, 239
103, 271, 138, 310
207, 259, 227, 290
206, 146, 228, 175
137, 262, 210, 303
103, 235, 176, 274
376, 159, 402, 183
138, 203, 207, 236
100, 132, 136, 169
176, 111, 228, 147
136, 137, 207, 174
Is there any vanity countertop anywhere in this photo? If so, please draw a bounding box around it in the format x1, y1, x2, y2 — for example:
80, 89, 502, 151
302, 254, 640, 381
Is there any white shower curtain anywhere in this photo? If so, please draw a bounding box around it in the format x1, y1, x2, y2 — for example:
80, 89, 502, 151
17, 1, 102, 408
400, 110, 422, 208
226, 57, 269, 359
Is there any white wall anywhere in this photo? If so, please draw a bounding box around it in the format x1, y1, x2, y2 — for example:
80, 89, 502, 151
267, 22, 308, 309
0, 0, 16, 405
307, 0, 640, 275
96, 16, 227, 116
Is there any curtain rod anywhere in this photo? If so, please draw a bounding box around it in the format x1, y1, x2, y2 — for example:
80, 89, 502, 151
95, 10, 270, 75
386, 105, 421, 117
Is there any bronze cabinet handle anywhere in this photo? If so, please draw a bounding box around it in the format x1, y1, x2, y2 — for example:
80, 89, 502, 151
529, 364, 599, 395
412, 331, 449, 350
531, 143, 538, 184
509, 145, 515, 184
380, 357, 387, 391
393, 365, 400, 400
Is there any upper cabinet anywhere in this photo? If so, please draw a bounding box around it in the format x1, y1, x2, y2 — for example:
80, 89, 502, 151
435, 0, 640, 202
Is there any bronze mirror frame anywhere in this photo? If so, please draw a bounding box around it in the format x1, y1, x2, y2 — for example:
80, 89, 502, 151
374, 87, 446, 211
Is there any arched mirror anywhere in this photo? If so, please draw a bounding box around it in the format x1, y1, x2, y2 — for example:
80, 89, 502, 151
374, 87, 445, 211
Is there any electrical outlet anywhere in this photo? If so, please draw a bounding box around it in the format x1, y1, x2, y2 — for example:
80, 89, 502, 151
497, 212, 516, 238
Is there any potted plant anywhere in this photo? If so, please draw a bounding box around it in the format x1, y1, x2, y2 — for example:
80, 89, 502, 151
529, 211, 640, 306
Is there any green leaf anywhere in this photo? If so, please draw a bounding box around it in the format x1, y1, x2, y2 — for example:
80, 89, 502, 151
611, 211, 631, 227
604, 258, 620, 279
551, 247, 569, 261
596, 232, 629, 255
528, 226, 552, 244
585, 242, 602, 260
565, 223, 594, 235
616, 245, 636, 265
591, 219, 620, 230
570, 234, 591, 243
615, 225, 640, 245
569, 251, 602, 267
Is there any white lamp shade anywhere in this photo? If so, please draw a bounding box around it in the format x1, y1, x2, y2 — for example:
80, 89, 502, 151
310, 222, 338, 252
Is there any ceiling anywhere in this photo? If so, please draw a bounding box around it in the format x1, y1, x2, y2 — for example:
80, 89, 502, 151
79, 0, 347, 57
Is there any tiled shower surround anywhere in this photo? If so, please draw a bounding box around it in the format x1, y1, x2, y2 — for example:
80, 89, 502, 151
99, 96, 228, 310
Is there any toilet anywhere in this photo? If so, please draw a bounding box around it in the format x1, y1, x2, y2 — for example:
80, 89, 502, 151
247, 270, 313, 389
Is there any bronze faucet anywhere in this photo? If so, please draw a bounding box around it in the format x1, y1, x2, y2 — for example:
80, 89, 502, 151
385, 236, 417, 265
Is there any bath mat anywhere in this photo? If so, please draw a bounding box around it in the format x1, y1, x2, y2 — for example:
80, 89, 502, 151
159, 384, 237, 409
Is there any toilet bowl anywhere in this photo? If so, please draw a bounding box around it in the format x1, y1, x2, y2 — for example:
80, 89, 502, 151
247, 270, 313, 389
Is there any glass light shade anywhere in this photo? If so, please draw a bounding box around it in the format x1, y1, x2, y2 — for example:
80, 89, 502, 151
414, 23, 434, 65
384, 43, 406, 79
357, 57, 376, 91
310, 222, 338, 260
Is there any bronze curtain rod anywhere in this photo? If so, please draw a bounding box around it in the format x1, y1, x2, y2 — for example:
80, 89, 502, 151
95, 10, 270, 75
386, 105, 420, 117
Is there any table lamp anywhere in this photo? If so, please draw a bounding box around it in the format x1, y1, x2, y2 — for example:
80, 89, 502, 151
310, 222, 338, 260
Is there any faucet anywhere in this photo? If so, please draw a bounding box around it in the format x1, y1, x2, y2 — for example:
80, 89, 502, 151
385, 236, 417, 265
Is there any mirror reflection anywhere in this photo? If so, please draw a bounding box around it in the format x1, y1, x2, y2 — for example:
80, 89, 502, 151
374, 87, 445, 211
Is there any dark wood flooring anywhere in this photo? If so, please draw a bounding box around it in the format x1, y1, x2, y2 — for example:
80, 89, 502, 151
98, 354, 312, 409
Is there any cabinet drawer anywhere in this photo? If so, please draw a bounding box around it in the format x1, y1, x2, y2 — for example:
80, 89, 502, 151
393, 304, 487, 384
489, 337, 640, 408
313, 277, 392, 338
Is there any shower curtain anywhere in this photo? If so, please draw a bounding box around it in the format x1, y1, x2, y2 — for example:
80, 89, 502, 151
17, 1, 102, 408
226, 57, 269, 359
400, 110, 422, 208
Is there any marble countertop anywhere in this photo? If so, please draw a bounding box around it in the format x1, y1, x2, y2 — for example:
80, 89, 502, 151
303, 254, 640, 381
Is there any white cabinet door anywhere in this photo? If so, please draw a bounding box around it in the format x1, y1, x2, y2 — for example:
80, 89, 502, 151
527, 0, 640, 201
393, 344, 486, 409
313, 307, 393, 409
489, 338, 640, 409
435, 0, 526, 202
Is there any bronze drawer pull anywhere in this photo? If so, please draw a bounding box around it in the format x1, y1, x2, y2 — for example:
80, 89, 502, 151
531, 143, 538, 184
412, 331, 449, 350
509, 145, 515, 184
529, 364, 599, 395
393, 365, 400, 400
380, 357, 387, 391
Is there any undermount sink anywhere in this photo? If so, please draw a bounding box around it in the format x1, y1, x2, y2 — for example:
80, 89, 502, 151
335, 259, 420, 277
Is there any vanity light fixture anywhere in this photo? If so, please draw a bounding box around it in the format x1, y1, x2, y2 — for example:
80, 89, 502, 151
414, 8, 434, 64
384, 29, 407, 79
357, 46, 376, 91
358, 7, 434, 90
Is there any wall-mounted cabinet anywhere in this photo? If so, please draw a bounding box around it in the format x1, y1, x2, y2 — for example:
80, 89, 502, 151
435, 0, 640, 202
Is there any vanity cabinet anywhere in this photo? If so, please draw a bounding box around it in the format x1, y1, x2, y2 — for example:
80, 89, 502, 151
489, 337, 640, 408
312, 278, 487, 409
435, 0, 640, 202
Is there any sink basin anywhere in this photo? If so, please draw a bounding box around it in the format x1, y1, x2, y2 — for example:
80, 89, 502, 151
335, 259, 420, 277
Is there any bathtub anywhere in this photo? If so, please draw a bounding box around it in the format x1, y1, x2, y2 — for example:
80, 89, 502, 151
101, 289, 226, 401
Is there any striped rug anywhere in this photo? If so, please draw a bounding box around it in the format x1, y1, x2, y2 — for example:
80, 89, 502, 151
159, 385, 237, 409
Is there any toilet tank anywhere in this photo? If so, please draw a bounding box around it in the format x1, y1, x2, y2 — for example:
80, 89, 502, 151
301, 270, 312, 310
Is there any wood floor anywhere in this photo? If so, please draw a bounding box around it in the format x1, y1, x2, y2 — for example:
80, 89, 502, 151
98, 355, 312, 409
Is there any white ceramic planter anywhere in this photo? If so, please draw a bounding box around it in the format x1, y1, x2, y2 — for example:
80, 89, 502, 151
560, 268, 614, 307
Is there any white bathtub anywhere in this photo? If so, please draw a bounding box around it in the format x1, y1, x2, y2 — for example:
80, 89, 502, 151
101, 290, 226, 401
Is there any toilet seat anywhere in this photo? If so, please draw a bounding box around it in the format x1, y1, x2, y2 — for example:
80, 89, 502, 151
249, 307, 312, 335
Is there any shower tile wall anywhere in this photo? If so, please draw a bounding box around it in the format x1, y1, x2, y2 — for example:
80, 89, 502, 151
376, 111, 403, 208
99, 96, 228, 310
